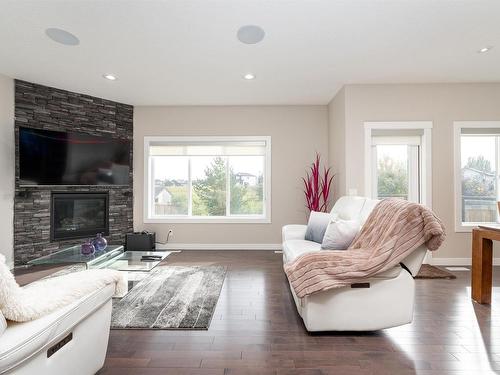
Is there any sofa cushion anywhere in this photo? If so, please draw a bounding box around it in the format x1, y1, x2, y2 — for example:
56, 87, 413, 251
0, 283, 114, 374
282, 224, 307, 242
330, 196, 367, 221
359, 198, 380, 226
304, 211, 331, 243
321, 219, 360, 250
283, 240, 321, 263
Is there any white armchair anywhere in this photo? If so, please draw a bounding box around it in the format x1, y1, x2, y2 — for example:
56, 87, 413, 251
0, 285, 113, 375
0, 261, 120, 375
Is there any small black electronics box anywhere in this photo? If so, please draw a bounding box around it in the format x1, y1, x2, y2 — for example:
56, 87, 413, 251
126, 231, 156, 251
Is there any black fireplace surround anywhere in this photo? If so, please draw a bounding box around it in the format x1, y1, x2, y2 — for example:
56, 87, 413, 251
51, 192, 109, 241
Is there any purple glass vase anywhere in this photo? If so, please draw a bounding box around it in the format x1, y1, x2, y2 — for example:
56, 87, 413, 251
92, 233, 108, 252
81, 240, 95, 256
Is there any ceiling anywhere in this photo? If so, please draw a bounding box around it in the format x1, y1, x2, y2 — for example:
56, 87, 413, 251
0, 0, 499, 106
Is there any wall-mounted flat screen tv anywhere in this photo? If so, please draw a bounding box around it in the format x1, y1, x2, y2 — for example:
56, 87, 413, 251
19, 127, 131, 186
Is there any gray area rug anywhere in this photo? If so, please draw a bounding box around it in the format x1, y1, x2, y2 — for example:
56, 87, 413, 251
111, 265, 226, 330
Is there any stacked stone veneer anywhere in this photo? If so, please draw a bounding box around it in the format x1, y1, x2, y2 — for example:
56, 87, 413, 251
14, 80, 133, 265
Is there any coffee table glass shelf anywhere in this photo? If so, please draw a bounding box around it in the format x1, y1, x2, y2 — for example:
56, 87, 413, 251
28, 244, 169, 271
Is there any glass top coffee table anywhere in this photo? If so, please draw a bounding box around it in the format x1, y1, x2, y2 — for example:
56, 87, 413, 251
97, 251, 170, 272
28, 245, 170, 271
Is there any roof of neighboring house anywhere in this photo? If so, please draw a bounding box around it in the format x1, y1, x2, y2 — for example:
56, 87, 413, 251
235, 172, 256, 177
154, 186, 172, 198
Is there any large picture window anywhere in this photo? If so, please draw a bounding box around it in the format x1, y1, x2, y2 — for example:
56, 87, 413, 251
454, 122, 500, 231
144, 136, 271, 223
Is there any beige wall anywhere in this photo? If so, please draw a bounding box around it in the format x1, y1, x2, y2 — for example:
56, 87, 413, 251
3, 76, 495, 260
330, 83, 500, 260
328, 87, 346, 200
0, 74, 14, 267
133, 105, 328, 246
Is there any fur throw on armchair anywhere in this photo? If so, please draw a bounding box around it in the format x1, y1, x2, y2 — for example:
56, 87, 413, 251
0, 254, 127, 322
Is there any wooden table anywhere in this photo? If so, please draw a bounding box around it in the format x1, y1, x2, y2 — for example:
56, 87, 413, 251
472, 225, 500, 304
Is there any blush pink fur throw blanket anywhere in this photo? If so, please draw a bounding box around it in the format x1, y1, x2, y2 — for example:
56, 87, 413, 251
284, 198, 445, 298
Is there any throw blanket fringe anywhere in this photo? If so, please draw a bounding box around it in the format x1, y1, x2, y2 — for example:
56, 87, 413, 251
284, 199, 445, 298
0, 254, 126, 322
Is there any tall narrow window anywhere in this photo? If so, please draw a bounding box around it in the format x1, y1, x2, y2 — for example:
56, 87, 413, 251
460, 136, 497, 223
144, 137, 271, 223
455, 123, 500, 230
370, 133, 422, 203
365, 123, 432, 206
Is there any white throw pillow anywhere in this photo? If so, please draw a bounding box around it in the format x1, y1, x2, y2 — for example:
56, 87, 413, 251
321, 218, 360, 250
0, 311, 6, 336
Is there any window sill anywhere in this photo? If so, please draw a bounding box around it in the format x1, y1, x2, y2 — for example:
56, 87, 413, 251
144, 216, 271, 224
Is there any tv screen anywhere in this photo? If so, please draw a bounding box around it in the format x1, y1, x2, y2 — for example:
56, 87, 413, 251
19, 127, 131, 186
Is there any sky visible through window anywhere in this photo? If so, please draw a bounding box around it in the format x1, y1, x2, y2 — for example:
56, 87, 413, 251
375, 136, 499, 187
376, 144, 407, 165
461, 136, 495, 169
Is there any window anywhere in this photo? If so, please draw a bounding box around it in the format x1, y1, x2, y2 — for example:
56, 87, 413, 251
144, 136, 271, 223
454, 122, 500, 231
371, 136, 420, 202
364, 122, 432, 206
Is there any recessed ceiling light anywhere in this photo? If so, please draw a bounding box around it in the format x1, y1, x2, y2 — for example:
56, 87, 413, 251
45, 28, 80, 46
478, 46, 493, 53
103, 74, 117, 81
243, 73, 255, 80
237, 25, 265, 45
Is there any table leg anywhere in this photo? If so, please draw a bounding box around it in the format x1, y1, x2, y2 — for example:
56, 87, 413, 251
472, 230, 493, 304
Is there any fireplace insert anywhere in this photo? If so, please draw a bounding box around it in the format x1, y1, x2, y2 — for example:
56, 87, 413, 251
51, 192, 109, 241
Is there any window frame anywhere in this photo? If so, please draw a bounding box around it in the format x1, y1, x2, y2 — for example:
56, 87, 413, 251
364, 121, 433, 207
143, 136, 272, 224
454, 121, 500, 232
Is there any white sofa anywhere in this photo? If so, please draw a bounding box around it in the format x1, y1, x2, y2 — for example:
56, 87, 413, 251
0, 284, 114, 375
282, 196, 427, 332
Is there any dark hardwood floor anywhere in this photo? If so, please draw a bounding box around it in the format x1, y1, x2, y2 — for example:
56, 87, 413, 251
98, 251, 500, 375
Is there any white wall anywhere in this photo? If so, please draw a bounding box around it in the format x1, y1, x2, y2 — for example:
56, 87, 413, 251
133, 105, 329, 248
329, 83, 500, 261
0, 74, 14, 267
328, 87, 346, 200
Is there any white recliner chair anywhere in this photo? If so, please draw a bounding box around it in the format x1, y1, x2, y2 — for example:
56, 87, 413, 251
282, 196, 427, 332
0, 284, 114, 375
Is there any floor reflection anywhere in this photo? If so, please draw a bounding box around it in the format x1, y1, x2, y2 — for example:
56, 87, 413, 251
469, 297, 496, 373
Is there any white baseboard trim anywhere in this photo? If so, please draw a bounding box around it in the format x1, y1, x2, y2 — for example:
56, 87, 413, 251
156, 243, 282, 251
154, 246, 500, 265
431, 257, 500, 266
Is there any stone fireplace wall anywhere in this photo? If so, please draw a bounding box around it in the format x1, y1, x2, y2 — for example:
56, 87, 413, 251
14, 80, 133, 265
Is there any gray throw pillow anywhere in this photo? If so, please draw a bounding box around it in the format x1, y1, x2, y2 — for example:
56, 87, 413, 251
321, 218, 360, 250
304, 211, 332, 243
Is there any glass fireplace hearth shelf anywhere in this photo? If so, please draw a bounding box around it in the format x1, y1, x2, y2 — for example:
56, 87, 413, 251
28, 245, 124, 269
28, 245, 170, 272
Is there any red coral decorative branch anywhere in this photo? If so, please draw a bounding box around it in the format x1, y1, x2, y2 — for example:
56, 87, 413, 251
303, 153, 334, 213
